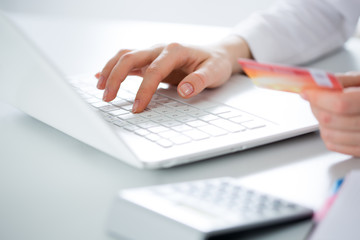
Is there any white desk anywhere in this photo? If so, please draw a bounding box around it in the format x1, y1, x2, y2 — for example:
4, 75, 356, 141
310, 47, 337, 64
1, 14, 360, 240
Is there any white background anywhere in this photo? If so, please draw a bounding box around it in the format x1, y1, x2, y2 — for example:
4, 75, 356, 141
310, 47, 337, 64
0, 0, 277, 26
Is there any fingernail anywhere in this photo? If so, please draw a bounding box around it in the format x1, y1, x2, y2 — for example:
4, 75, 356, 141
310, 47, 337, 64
95, 72, 101, 79
179, 83, 194, 97
132, 100, 140, 113
97, 76, 104, 89
103, 88, 109, 101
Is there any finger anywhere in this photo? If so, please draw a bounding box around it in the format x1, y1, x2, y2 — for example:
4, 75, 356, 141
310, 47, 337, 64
320, 126, 360, 146
127, 65, 149, 77
323, 140, 360, 157
98, 49, 132, 89
178, 56, 231, 98
311, 106, 360, 130
162, 69, 188, 85
335, 71, 360, 88
302, 88, 360, 115
132, 43, 190, 112
103, 48, 163, 102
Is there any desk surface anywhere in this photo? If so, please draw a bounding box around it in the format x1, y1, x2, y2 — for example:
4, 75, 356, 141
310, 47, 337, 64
1, 14, 360, 240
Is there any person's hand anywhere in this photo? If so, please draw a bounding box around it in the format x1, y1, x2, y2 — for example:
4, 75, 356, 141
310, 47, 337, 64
95, 36, 251, 113
301, 72, 360, 156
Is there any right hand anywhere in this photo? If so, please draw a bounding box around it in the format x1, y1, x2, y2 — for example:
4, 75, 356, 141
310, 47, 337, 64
95, 36, 252, 113
301, 72, 360, 156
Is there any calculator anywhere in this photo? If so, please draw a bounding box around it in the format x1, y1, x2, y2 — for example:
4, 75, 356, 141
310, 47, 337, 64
107, 177, 313, 240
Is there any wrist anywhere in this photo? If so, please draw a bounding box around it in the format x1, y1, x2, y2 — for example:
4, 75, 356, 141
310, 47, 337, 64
215, 35, 253, 74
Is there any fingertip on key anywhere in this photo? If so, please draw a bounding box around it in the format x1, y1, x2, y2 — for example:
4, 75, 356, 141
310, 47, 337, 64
132, 100, 140, 113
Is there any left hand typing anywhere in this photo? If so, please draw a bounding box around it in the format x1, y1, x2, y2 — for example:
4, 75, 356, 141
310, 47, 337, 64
301, 72, 360, 156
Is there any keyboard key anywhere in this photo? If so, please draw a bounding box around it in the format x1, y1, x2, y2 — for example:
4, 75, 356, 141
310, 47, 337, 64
161, 120, 182, 128
118, 113, 140, 120
138, 111, 161, 119
148, 126, 170, 133
156, 139, 173, 148
145, 133, 162, 142
199, 114, 219, 122
100, 105, 121, 112
72, 78, 270, 149
176, 115, 197, 123
171, 124, 193, 132
91, 91, 105, 99
102, 113, 116, 123
167, 111, 187, 118
134, 128, 151, 136
137, 121, 158, 129
218, 110, 243, 119
189, 110, 208, 118
158, 130, 181, 139
91, 101, 109, 108
147, 102, 163, 109
183, 129, 210, 140
123, 124, 140, 131
229, 115, 254, 123
84, 97, 100, 104
169, 135, 192, 145
151, 94, 169, 101
198, 125, 228, 136
126, 117, 149, 125
241, 120, 266, 129
109, 108, 129, 116
120, 104, 134, 111
151, 116, 172, 123
186, 120, 208, 127
210, 119, 246, 132
113, 118, 128, 127
176, 105, 198, 113
205, 105, 233, 114
163, 101, 184, 108
153, 97, 173, 104
153, 106, 176, 114
111, 99, 129, 107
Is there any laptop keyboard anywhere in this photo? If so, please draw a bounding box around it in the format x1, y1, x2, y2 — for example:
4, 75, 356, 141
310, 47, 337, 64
70, 78, 268, 148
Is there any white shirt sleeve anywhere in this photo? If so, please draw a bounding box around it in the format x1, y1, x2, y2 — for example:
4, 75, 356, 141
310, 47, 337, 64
232, 0, 360, 65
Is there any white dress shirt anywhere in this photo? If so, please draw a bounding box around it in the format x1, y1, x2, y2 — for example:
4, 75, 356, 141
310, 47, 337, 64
233, 0, 360, 65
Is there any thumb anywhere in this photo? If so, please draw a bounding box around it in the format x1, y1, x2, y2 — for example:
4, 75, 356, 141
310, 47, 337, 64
177, 71, 207, 98
177, 59, 231, 98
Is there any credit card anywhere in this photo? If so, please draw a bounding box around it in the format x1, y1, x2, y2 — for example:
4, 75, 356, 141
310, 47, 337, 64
238, 59, 343, 93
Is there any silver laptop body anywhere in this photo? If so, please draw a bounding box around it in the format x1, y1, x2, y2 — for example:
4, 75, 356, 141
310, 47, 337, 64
0, 12, 318, 169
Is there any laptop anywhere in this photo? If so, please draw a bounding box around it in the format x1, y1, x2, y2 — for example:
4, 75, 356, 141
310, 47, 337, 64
0, 12, 318, 169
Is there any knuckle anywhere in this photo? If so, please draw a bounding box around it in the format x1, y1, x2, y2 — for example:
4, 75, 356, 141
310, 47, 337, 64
102, 65, 113, 76
192, 72, 207, 89
334, 97, 350, 114
145, 64, 164, 79
320, 128, 332, 142
119, 52, 134, 62
117, 49, 131, 56
318, 112, 332, 125
165, 42, 183, 52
